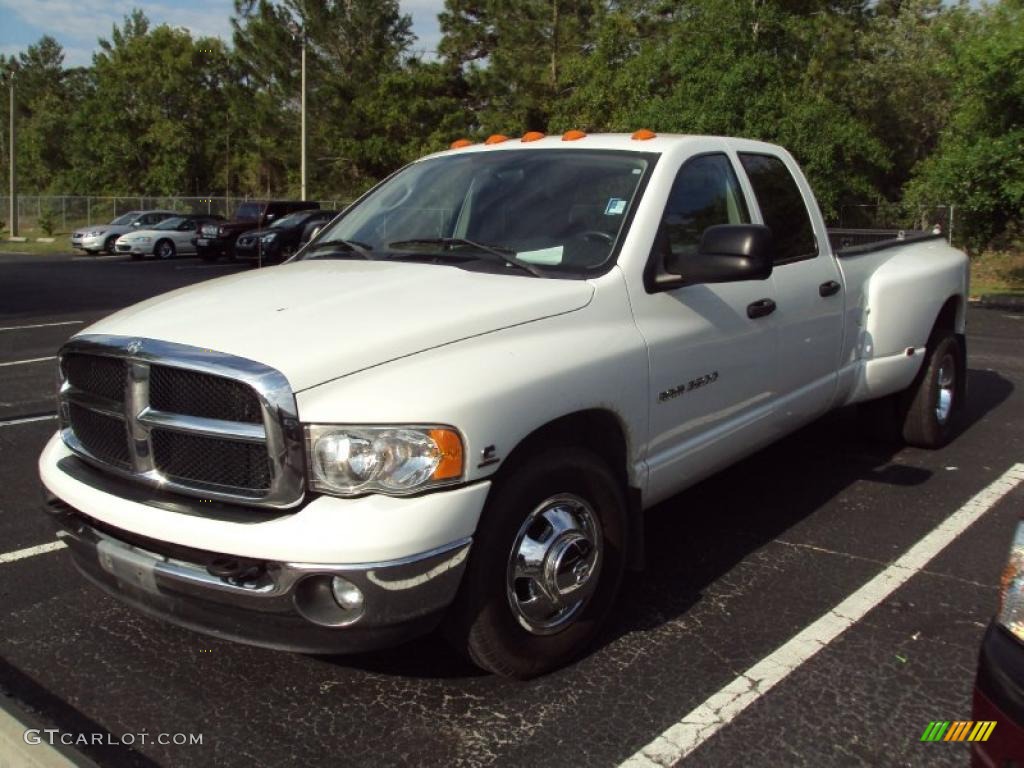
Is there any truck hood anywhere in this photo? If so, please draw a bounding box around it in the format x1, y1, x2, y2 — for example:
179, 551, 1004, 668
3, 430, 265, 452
80, 260, 594, 391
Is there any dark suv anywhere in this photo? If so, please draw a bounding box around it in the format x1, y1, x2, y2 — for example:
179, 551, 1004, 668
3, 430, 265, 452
234, 209, 338, 266
195, 200, 319, 261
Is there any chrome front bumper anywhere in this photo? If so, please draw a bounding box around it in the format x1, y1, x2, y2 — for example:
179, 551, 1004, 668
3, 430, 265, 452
72, 235, 105, 250
46, 499, 472, 654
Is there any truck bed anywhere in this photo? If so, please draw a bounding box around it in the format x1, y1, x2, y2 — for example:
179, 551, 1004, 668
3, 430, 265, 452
827, 228, 944, 257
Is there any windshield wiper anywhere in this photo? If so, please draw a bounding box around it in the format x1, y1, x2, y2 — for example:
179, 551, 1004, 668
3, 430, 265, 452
304, 238, 374, 260
387, 237, 543, 277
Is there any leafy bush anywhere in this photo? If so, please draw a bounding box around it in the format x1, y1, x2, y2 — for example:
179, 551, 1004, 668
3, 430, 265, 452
37, 209, 56, 236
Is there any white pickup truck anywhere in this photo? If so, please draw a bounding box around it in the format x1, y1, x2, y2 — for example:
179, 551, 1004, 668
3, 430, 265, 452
40, 133, 969, 678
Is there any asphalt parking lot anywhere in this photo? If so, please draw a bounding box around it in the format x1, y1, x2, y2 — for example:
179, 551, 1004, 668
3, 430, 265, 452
1, 250, 1022, 768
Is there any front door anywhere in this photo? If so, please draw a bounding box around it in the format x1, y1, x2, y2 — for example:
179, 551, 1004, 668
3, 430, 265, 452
631, 151, 780, 506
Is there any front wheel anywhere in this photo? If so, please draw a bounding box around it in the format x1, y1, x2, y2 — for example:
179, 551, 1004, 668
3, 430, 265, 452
156, 239, 176, 260
445, 447, 626, 678
103, 235, 118, 254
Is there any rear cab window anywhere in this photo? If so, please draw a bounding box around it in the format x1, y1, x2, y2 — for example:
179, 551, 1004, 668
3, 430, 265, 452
738, 153, 817, 264
235, 202, 263, 222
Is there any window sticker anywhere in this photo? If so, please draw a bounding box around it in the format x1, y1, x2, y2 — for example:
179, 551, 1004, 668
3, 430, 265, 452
604, 198, 627, 216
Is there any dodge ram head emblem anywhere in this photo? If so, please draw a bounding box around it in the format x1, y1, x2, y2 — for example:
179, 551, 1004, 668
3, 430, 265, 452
126, 339, 144, 354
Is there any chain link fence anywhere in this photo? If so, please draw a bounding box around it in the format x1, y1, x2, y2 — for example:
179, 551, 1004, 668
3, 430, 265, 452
0, 195, 350, 234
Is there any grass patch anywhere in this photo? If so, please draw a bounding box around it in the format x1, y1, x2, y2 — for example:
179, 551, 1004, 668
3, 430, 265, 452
1, 227, 75, 255
970, 249, 1024, 297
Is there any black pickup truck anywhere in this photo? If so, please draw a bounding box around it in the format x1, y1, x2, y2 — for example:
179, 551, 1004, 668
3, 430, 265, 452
195, 200, 319, 261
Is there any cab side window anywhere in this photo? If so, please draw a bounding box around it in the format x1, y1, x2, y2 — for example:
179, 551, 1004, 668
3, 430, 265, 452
738, 153, 817, 264
660, 154, 750, 259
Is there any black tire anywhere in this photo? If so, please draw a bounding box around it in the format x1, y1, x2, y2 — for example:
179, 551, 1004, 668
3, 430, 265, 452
900, 330, 962, 448
444, 447, 626, 679
103, 235, 118, 254
155, 239, 176, 260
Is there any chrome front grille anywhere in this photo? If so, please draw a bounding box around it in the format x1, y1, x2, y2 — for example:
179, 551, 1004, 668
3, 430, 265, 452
58, 335, 305, 508
151, 429, 272, 494
149, 365, 263, 423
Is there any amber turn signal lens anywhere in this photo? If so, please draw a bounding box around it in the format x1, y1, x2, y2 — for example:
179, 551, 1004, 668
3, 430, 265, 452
450, 138, 473, 149
429, 429, 464, 481
485, 134, 510, 144
562, 130, 587, 141
631, 129, 657, 140
521, 131, 545, 142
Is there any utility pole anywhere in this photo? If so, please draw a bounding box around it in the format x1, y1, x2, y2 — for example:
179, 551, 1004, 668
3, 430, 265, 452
550, 0, 559, 90
6, 69, 15, 237
288, 18, 308, 201
300, 30, 307, 201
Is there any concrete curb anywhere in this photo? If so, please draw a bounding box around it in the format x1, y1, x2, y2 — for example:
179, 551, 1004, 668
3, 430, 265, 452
970, 295, 1024, 312
0, 694, 99, 768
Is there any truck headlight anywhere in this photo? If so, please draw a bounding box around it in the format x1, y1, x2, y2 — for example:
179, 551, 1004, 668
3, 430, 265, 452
306, 425, 464, 496
997, 521, 1024, 642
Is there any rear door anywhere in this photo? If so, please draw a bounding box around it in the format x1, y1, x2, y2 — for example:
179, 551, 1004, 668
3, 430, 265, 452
630, 150, 780, 505
736, 149, 844, 430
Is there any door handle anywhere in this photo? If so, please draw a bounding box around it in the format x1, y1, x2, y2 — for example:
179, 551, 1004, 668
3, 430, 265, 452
747, 298, 776, 319
819, 280, 841, 297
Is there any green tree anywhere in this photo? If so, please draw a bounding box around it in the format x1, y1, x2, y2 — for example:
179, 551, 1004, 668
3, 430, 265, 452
439, 0, 603, 134
0, 37, 88, 195
552, 0, 887, 217
230, 0, 415, 197
907, 0, 1024, 248
69, 11, 235, 195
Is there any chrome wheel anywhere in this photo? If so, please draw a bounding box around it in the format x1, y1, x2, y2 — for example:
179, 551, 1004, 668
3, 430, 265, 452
506, 493, 603, 635
157, 241, 174, 259
935, 353, 955, 425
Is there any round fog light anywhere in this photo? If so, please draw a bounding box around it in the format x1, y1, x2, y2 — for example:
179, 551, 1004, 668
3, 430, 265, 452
331, 576, 365, 614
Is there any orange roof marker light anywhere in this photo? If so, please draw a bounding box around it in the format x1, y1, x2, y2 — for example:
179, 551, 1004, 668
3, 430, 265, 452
631, 129, 657, 141
562, 130, 587, 141
484, 134, 510, 145
521, 131, 545, 142
450, 138, 473, 149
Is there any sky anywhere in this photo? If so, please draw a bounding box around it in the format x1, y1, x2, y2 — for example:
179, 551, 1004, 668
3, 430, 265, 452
0, 0, 446, 67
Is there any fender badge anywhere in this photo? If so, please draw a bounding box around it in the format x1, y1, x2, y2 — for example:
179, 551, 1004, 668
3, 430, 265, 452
478, 445, 500, 468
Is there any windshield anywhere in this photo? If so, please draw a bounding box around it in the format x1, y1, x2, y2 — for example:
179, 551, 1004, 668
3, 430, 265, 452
304, 149, 652, 276
235, 202, 262, 221
270, 211, 313, 229
153, 216, 185, 230
111, 213, 136, 225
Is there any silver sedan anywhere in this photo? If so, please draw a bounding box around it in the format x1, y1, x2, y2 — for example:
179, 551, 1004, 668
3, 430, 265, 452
114, 216, 220, 260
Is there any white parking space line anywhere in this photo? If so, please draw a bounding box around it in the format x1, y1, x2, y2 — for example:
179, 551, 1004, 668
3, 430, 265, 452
0, 356, 56, 368
0, 414, 58, 428
0, 540, 66, 565
621, 462, 1024, 768
0, 320, 82, 333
